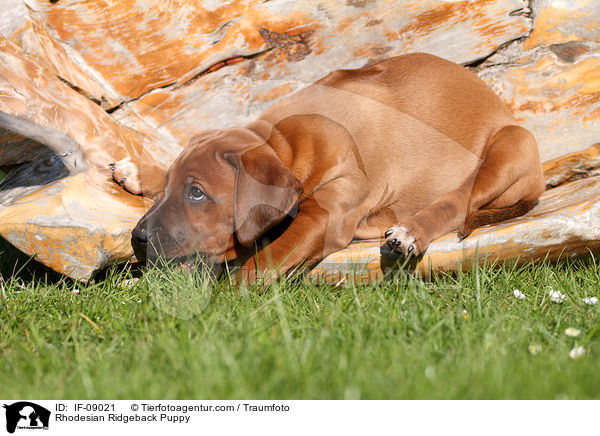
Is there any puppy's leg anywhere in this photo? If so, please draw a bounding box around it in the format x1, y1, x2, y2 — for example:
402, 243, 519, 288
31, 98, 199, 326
110, 131, 220, 197
384, 185, 471, 256
458, 126, 545, 237
110, 157, 167, 198
240, 183, 364, 283
386, 125, 545, 255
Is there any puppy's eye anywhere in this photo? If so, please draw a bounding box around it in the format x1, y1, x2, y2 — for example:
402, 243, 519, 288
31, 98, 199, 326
188, 185, 206, 201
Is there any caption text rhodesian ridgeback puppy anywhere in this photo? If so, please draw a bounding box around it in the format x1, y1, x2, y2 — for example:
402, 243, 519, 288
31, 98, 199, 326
112, 53, 545, 282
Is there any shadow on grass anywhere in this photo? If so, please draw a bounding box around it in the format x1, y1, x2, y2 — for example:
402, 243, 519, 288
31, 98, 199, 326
0, 236, 63, 283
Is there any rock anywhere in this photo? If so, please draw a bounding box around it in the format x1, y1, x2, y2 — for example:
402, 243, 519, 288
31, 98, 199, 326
0, 0, 598, 281
524, 0, 599, 50
0, 172, 150, 279
476, 43, 600, 162
0, 128, 51, 166
114, 0, 533, 145
29, 0, 531, 103
543, 144, 600, 188
2, 2, 120, 109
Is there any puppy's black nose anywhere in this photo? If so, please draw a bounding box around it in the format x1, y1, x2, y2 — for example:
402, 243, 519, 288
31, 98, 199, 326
131, 226, 150, 263
132, 226, 147, 245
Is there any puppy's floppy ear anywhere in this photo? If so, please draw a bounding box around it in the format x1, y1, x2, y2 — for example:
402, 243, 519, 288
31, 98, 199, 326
227, 145, 303, 246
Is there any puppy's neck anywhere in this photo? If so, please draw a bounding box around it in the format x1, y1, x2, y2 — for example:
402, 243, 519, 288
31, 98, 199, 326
246, 116, 345, 200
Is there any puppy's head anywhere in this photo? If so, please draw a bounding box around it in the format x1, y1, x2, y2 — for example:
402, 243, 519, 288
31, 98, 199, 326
132, 127, 302, 271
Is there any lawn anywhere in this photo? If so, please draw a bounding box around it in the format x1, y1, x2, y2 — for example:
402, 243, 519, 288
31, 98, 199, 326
1, 239, 600, 399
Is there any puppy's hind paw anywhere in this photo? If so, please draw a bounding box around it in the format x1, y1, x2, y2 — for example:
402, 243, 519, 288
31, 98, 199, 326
384, 226, 419, 257
110, 156, 142, 195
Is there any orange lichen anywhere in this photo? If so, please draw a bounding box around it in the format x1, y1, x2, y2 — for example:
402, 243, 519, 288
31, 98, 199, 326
516, 101, 548, 114
505, 55, 600, 123
41, 0, 316, 99
353, 43, 392, 60
136, 91, 183, 116
524, 0, 594, 50
253, 83, 293, 103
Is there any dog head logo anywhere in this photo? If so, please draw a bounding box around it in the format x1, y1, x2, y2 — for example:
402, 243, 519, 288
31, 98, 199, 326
3, 402, 50, 433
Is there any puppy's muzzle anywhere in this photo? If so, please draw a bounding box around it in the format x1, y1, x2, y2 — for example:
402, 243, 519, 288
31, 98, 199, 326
131, 223, 220, 276
131, 224, 171, 264
131, 224, 153, 262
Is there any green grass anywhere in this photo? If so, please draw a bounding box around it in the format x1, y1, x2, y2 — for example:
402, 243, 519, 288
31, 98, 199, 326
1, 243, 600, 399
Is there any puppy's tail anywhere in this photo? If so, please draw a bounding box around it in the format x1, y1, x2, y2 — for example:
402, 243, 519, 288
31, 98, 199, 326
458, 199, 535, 240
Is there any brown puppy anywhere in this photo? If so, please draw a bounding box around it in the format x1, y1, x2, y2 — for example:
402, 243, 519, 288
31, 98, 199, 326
113, 53, 545, 281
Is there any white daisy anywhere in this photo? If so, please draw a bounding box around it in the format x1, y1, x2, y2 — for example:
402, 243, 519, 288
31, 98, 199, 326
528, 344, 542, 355
513, 289, 526, 299
564, 327, 581, 337
548, 287, 566, 303
582, 297, 598, 305
569, 346, 585, 359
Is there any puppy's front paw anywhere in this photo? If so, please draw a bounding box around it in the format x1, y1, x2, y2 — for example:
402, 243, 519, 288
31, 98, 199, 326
109, 156, 142, 195
384, 226, 419, 257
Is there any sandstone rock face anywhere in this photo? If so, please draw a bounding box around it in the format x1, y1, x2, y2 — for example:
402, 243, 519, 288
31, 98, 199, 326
0, 0, 598, 280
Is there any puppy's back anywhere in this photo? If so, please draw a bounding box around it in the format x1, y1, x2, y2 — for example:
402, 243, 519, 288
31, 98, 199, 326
315, 53, 516, 157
